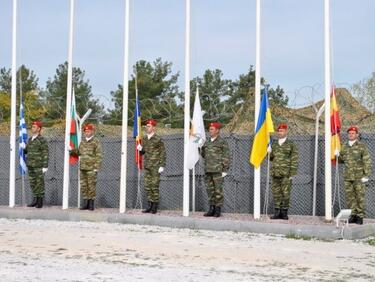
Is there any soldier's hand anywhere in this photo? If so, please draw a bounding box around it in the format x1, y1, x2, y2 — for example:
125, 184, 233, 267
197, 138, 205, 146
222, 172, 228, 177
334, 149, 340, 157
289, 176, 293, 180
19, 143, 26, 149
137, 144, 143, 151
267, 146, 272, 153
158, 167, 164, 174
361, 177, 369, 183
94, 169, 98, 173
42, 168, 48, 173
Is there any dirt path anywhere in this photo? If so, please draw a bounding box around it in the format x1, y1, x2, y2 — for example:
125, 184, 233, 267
0, 218, 374, 281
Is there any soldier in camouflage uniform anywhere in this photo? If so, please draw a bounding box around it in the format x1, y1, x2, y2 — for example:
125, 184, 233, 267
201, 122, 230, 218
70, 124, 102, 211
336, 126, 372, 225
24, 121, 49, 208
268, 124, 298, 220
137, 119, 166, 214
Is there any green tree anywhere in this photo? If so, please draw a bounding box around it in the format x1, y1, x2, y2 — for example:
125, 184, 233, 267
227, 66, 256, 109
268, 85, 288, 106
0, 90, 45, 123
43, 62, 103, 121
228, 66, 288, 109
23, 90, 46, 124
352, 71, 375, 113
186, 67, 288, 128
0, 92, 10, 121
0, 65, 44, 122
0, 65, 39, 95
108, 58, 181, 126
189, 69, 234, 125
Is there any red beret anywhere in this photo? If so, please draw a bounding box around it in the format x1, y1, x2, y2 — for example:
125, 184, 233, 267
145, 119, 157, 126
32, 121, 42, 128
347, 126, 358, 133
277, 123, 288, 130
83, 124, 94, 131
209, 122, 222, 129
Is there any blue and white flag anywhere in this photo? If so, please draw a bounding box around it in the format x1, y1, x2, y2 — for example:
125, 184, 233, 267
19, 102, 28, 175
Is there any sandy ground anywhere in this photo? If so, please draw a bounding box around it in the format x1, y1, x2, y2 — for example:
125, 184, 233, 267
0, 218, 374, 282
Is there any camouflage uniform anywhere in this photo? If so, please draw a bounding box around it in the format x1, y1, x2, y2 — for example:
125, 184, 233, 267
201, 136, 230, 207
141, 134, 166, 203
25, 135, 49, 197
270, 139, 298, 209
338, 141, 372, 219
72, 137, 102, 200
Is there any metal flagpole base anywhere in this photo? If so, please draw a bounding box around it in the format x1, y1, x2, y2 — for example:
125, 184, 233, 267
135, 169, 143, 210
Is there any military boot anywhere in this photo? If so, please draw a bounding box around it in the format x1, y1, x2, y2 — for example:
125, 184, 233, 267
348, 215, 357, 224
80, 200, 89, 210
142, 202, 153, 213
27, 197, 38, 207
356, 217, 364, 225
151, 202, 158, 214
204, 205, 215, 217
35, 197, 43, 209
281, 209, 289, 220
213, 206, 221, 218
88, 199, 95, 211
270, 209, 281, 219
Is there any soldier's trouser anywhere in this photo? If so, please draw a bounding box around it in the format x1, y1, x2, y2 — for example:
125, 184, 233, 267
144, 168, 160, 202
80, 170, 97, 199
272, 177, 291, 209
344, 180, 366, 218
205, 172, 224, 207
28, 168, 45, 197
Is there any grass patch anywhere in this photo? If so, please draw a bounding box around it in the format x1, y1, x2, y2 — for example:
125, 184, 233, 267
365, 238, 375, 246
285, 233, 312, 241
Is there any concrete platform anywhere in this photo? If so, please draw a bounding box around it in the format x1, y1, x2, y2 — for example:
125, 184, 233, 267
0, 205, 374, 240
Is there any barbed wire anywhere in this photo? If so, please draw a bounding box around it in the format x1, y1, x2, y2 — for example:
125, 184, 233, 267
2, 81, 375, 135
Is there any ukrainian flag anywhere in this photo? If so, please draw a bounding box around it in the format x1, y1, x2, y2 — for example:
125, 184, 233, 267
250, 87, 274, 168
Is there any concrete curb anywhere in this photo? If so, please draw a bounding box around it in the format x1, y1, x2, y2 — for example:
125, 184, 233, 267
0, 206, 374, 240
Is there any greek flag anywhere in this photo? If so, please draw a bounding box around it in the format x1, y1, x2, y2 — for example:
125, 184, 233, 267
19, 102, 28, 175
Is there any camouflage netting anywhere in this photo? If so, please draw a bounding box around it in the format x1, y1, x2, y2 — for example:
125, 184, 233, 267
227, 88, 375, 135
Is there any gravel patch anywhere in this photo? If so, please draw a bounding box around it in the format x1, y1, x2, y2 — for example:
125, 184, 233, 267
0, 218, 375, 281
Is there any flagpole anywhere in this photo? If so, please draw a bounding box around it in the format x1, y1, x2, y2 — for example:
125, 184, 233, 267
191, 85, 197, 213
119, 0, 130, 213
313, 103, 325, 216
134, 73, 143, 210
9, 0, 18, 208
263, 153, 271, 216
62, 0, 75, 209
19, 66, 25, 207
77, 111, 81, 208
324, 0, 332, 221
183, 0, 191, 217
253, 0, 262, 220
192, 166, 195, 212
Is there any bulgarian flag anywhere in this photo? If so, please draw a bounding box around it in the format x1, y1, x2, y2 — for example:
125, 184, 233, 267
330, 85, 341, 164
69, 89, 79, 165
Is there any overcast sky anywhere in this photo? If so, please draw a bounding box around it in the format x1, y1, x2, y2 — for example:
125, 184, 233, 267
0, 0, 374, 108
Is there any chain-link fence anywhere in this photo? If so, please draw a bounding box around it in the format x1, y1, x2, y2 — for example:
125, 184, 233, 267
0, 134, 374, 218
